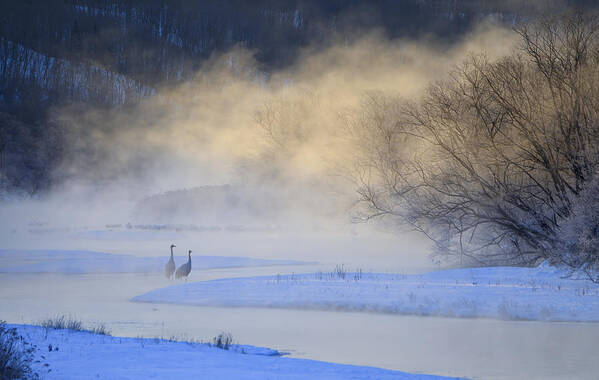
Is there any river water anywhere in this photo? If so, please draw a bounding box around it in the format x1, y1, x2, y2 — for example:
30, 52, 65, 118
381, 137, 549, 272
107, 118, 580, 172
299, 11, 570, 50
1, 267, 598, 380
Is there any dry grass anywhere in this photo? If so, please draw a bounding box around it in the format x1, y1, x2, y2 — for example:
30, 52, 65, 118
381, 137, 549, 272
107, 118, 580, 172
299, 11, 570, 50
39, 316, 111, 336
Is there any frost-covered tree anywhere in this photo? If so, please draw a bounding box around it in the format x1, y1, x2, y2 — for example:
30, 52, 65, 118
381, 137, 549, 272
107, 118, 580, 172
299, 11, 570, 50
560, 178, 599, 279
351, 12, 599, 272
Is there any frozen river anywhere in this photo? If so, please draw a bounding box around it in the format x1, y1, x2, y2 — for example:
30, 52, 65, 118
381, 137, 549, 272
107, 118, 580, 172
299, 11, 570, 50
1, 268, 599, 380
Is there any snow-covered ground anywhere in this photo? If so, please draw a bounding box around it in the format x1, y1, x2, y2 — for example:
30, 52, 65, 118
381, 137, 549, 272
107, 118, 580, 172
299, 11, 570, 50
13, 324, 461, 379
0, 249, 310, 274
133, 263, 599, 322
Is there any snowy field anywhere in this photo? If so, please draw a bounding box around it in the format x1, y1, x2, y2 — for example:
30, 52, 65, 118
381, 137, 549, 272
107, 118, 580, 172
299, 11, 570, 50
133, 263, 599, 322
12, 324, 461, 380
0, 249, 309, 274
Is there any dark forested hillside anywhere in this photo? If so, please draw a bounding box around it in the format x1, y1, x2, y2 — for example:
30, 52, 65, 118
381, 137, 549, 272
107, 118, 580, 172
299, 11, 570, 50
0, 0, 595, 193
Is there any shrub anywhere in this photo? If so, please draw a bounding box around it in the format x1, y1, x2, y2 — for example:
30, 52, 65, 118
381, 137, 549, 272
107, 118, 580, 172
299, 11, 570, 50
88, 324, 111, 336
0, 321, 40, 380
211, 332, 233, 350
39, 316, 83, 331
333, 264, 347, 279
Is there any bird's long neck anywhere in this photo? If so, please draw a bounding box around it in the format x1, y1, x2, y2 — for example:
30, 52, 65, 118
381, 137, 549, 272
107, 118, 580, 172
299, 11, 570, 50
188, 252, 191, 263
170, 247, 174, 258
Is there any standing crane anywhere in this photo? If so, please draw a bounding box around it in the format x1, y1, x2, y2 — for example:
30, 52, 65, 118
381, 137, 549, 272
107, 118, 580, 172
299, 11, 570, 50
175, 250, 192, 282
164, 244, 176, 279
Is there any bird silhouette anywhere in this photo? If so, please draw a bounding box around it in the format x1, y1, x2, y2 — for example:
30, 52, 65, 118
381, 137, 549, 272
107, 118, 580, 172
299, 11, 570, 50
175, 250, 192, 282
164, 244, 176, 279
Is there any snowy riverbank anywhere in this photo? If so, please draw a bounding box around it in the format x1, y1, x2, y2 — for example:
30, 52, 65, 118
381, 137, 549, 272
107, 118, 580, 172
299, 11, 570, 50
133, 263, 599, 322
12, 324, 462, 379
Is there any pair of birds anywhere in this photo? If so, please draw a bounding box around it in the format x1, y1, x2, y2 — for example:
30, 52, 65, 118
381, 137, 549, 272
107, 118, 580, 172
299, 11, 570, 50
164, 244, 192, 281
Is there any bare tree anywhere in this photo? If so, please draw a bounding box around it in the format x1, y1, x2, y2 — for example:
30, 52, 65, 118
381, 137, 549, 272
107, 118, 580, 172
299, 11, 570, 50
350, 12, 599, 272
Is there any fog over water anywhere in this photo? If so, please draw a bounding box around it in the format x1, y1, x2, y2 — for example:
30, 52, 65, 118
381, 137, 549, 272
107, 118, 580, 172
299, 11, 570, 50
1, 20, 519, 268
